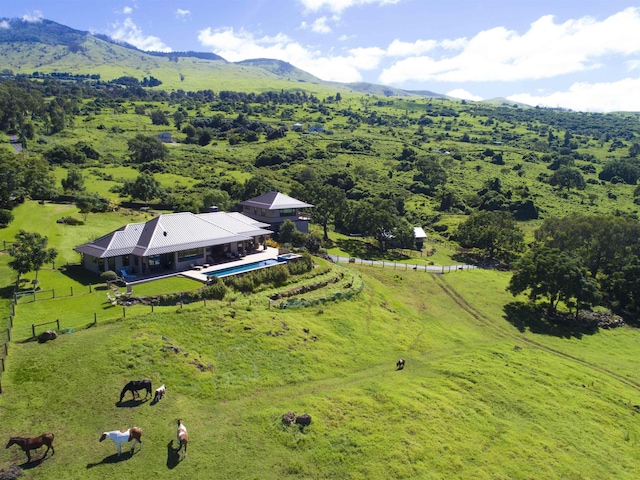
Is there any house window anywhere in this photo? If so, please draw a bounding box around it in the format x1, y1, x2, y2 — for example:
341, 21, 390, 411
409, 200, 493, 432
107, 257, 115, 271
122, 256, 130, 267
260, 208, 266, 216
178, 248, 204, 261
279, 208, 296, 217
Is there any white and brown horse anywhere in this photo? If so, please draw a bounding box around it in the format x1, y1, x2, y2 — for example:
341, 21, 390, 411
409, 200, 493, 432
153, 384, 166, 403
396, 358, 405, 370
6, 433, 55, 463
176, 420, 188, 459
99, 427, 142, 456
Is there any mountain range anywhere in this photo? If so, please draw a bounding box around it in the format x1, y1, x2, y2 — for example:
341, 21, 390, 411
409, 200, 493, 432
0, 17, 452, 99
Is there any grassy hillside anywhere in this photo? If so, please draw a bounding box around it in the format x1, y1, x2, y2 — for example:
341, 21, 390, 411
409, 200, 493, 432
1, 266, 639, 479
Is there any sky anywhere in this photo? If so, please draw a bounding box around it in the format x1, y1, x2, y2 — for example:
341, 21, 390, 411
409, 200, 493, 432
2, 0, 640, 112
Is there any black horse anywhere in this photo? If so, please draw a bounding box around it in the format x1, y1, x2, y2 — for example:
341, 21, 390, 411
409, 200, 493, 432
119, 379, 152, 403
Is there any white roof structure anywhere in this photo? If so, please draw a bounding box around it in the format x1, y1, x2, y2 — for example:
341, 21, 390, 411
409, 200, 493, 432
414, 227, 427, 240
75, 212, 271, 259
238, 191, 313, 210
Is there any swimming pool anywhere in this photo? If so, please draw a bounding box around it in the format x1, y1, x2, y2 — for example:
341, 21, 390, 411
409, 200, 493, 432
205, 259, 282, 278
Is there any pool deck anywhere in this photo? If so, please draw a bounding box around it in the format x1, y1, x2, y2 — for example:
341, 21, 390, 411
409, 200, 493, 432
179, 247, 280, 283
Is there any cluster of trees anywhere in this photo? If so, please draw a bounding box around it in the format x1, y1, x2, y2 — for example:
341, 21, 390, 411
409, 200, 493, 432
509, 214, 640, 319
0, 151, 58, 208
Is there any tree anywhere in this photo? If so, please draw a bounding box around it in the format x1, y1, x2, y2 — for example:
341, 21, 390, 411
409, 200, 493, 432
150, 110, 169, 125
0, 208, 14, 227
0, 151, 26, 208
292, 182, 347, 240
508, 245, 601, 316
75, 192, 107, 221
549, 166, 586, 190
8, 230, 58, 286
455, 211, 525, 262
127, 134, 168, 163
414, 156, 447, 191
122, 173, 164, 204
173, 110, 186, 130
61, 167, 85, 193
23, 157, 58, 201
278, 220, 297, 244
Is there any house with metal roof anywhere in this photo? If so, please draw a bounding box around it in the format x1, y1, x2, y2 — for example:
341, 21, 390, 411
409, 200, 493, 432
238, 191, 313, 234
75, 211, 272, 276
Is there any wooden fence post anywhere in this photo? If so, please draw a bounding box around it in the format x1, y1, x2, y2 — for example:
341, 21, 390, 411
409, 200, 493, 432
4, 342, 7, 356
151, 304, 154, 313
52, 289, 55, 299
8, 315, 12, 328
31, 324, 35, 338
123, 307, 126, 318
94, 313, 97, 326
89, 284, 92, 293
56, 319, 60, 331
1, 356, 4, 372
71, 286, 73, 296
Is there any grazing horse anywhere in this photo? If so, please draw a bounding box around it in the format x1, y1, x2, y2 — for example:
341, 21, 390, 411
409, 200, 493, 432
396, 358, 405, 370
99, 428, 142, 456
6, 433, 55, 463
119, 379, 152, 403
153, 384, 166, 403
176, 420, 188, 459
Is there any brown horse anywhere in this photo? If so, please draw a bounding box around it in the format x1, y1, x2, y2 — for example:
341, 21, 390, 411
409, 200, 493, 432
176, 419, 188, 460
6, 433, 55, 463
119, 379, 152, 403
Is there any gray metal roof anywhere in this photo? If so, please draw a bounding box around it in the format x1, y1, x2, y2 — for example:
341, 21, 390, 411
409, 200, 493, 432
75, 212, 273, 259
238, 191, 313, 210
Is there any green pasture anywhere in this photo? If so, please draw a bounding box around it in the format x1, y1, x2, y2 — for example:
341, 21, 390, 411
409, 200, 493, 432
1, 266, 639, 478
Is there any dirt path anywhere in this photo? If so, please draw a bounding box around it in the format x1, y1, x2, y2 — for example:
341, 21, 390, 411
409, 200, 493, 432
432, 274, 640, 392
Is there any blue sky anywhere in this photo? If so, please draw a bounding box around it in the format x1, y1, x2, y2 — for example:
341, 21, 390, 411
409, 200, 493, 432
2, 0, 640, 112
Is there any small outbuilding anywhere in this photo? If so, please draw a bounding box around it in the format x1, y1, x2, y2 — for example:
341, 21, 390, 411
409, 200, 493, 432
414, 226, 427, 250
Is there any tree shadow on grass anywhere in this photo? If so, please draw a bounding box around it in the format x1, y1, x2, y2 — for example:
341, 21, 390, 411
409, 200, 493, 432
335, 238, 410, 261
503, 301, 597, 339
86, 450, 136, 468
166, 440, 180, 469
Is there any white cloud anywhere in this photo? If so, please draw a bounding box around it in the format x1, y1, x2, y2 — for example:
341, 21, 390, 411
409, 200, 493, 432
380, 7, 640, 84
298, 0, 401, 14
109, 18, 171, 52
175, 9, 191, 19
0, 20, 10, 29
300, 16, 332, 34
446, 89, 483, 101
507, 77, 640, 112
122, 7, 133, 14
338, 34, 355, 41
22, 11, 43, 23
387, 39, 437, 57
198, 27, 384, 82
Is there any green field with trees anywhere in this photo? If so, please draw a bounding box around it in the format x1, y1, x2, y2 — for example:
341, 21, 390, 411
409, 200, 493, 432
0, 18, 639, 479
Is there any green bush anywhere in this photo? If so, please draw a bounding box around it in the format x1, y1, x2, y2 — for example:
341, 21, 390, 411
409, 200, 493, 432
202, 278, 227, 300
0, 208, 14, 227
100, 270, 118, 283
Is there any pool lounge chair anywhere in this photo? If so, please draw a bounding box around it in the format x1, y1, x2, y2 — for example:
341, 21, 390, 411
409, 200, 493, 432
120, 269, 137, 280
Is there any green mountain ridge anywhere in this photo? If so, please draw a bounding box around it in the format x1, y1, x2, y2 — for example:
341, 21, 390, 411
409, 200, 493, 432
0, 17, 443, 98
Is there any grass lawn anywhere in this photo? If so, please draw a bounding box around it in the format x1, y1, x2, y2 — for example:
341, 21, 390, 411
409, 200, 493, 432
1, 264, 639, 479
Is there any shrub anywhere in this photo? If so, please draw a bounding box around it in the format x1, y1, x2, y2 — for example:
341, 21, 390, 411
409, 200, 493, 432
100, 270, 118, 283
0, 208, 14, 227
202, 278, 227, 300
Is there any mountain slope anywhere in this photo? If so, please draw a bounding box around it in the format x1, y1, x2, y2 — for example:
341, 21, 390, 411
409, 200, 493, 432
0, 17, 426, 97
